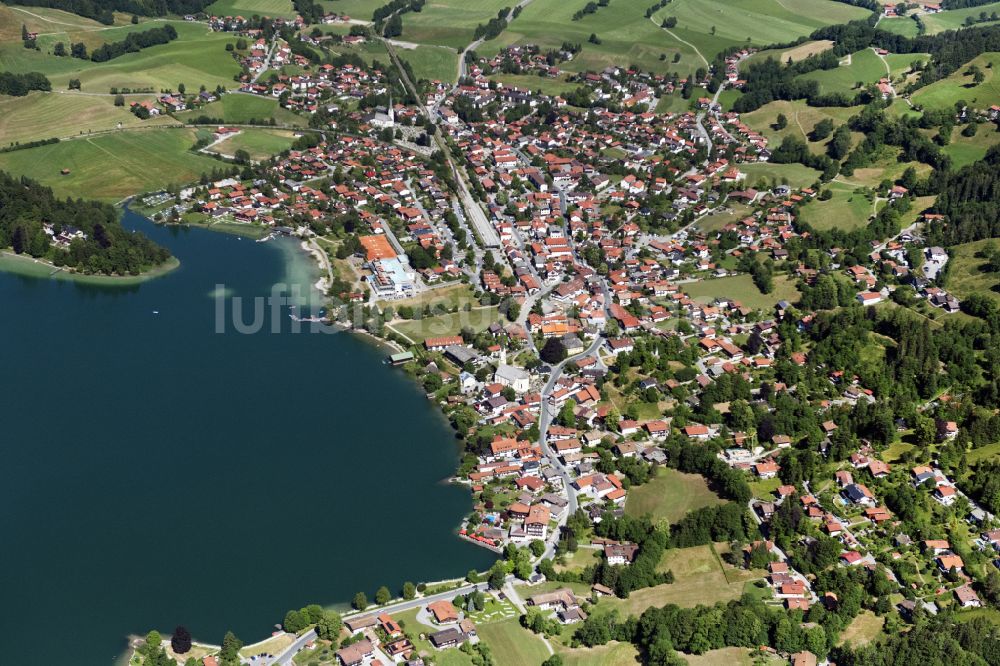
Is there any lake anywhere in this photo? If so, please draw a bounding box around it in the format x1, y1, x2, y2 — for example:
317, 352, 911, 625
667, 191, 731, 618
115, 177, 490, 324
0, 209, 494, 665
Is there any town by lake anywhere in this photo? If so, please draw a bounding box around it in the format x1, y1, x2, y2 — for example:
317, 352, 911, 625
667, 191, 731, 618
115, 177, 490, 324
0, 209, 495, 665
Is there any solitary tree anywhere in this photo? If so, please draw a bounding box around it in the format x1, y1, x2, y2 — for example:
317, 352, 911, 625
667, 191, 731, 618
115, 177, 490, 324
171, 626, 192, 654
402, 581, 417, 600
540, 337, 567, 364
375, 585, 391, 605
352, 591, 368, 610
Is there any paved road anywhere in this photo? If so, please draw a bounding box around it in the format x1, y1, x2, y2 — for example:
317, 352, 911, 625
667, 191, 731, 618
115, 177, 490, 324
453, 0, 537, 88
271, 582, 493, 664
381, 35, 501, 251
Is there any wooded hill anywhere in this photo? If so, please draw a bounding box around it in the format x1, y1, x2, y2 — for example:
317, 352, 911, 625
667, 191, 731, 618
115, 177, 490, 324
0, 171, 171, 275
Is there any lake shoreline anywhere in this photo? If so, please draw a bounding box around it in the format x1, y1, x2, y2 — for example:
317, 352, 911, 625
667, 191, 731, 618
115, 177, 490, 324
0, 251, 180, 285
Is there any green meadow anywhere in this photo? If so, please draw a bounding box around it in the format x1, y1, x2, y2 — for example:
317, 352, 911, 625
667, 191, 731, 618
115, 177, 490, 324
400, 0, 515, 49
478, 0, 701, 77
399, 44, 458, 83
0, 21, 241, 92
178, 93, 306, 125
797, 48, 886, 94
740, 161, 822, 189
908, 52, 1000, 111
0, 128, 221, 201
799, 181, 873, 231
0, 91, 180, 145
655, 0, 869, 61
922, 1, 1000, 34
878, 16, 921, 38
206, 0, 297, 18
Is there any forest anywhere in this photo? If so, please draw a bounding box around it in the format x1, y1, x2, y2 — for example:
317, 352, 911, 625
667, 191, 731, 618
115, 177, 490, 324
0, 171, 172, 275
0, 71, 51, 97
927, 146, 1000, 246
89, 24, 178, 62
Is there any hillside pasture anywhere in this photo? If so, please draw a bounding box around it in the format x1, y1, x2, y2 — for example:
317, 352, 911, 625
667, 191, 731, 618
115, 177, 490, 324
740, 99, 863, 154
0, 91, 179, 145
799, 181, 873, 230
0, 21, 240, 92
0, 4, 108, 40
0, 128, 221, 200
797, 48, 886, 94
946, 238, 1000, 304
655, 0, 869, 59
922, 2, 1000, 33
477, 0, 701, 77
943, 123, 1000, 167
740, 160, 822, 189
206, 0, 297, 18
878, 16, 920, 38
908, 52, 1000, 112
400, 0, 514, 49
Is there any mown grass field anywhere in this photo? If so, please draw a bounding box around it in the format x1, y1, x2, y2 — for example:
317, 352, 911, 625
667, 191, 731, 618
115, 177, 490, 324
0, 91, 179, 145
476, 619, 551, 666
946, 238, 1000, 304
478, 0, 701, 77
655, 0, 869, 61
878, 16, 920, 38
206, 0, 297, 18
908, 52, 1000, 112
400, 0, 514, 49
684, 273, 801, 310
212, 128, 296, 159
624, 467, 724, 524
922, 1, 1000, 33
0, 21, 240, 92
798, 48, 886, 94
0, 128, 220, 200
400, 44, 458, 83
179, 93, 305, 125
